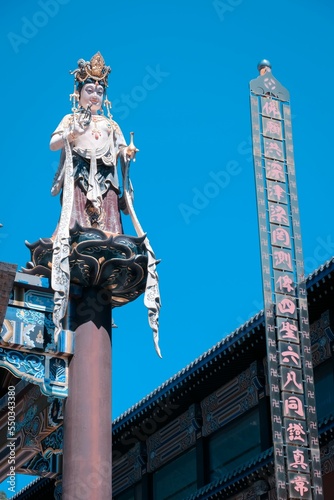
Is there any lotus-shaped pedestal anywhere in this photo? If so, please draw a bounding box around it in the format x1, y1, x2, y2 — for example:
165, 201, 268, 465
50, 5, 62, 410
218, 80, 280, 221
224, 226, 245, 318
24, 224, 148, 308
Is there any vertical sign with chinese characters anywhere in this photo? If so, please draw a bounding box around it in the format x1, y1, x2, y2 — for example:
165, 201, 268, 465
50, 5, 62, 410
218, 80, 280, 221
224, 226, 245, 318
249, 62, 323, 500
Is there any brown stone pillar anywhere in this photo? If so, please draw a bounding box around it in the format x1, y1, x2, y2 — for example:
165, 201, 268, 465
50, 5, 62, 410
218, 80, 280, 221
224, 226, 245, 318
62, 288, 112, 500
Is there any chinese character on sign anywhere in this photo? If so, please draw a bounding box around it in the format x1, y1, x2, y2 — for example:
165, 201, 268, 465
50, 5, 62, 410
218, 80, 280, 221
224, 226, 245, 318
265, 140, 283, 160
286, 421, 307, 444
277, 297, 296, 316
280, 344, 300, 366
268, 181, 286, 202
263, 117, 282, 139
290, 474, 310, 497
273, 250, 293, 271
270, 203, 289, 224
289, 449, 308, 471
266, 160, 285, 181
266, 306, 273, 317
272, 227, 291, 247
278, 320, 298, 340
275, 274, 294, 293
284, 395, 305, 418
262, 99, 281, 119
282, 369, 303, 392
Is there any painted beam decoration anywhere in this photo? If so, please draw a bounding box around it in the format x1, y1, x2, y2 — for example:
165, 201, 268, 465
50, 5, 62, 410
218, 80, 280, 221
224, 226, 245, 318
0, 262, 17, 329
0, 272, 73, 398
250, 60, 323, 499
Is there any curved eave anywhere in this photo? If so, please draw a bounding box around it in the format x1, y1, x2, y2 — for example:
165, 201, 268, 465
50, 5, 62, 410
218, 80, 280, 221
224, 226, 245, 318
11, 477, 55, 499
305, 257, 334, 289
112, 310, 265, 435
113, 257, 334, 435
186, 448, 274, 499
318, 412, 334, 445
188, 412, 334, 499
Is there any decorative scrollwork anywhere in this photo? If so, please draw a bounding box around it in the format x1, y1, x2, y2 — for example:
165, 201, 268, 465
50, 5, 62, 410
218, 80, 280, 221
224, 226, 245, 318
24, 223, 148, 308
0, 347, 68, 398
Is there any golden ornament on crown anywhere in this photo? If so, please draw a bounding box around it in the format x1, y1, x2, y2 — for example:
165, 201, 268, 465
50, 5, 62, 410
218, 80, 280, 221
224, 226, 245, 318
71, 52, 111, 87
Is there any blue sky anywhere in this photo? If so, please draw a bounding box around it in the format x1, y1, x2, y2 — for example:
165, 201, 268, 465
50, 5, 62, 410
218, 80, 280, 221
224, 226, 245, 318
1, 0, 334, 495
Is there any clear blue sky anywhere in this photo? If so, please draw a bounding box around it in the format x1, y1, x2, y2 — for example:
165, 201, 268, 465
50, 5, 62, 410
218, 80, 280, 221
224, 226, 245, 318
1, 0, 333, 495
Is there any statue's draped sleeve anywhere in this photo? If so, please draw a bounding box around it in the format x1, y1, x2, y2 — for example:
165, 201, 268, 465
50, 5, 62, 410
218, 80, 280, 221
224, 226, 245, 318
50, 115, 72, 197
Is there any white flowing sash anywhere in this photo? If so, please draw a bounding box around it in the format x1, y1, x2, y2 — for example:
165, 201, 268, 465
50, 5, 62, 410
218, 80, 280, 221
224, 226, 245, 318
51, 136, 73, 344
121, 154, 162, 358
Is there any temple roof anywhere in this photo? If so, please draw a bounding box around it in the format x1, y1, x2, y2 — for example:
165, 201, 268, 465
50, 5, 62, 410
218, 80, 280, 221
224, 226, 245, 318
113, 257, 334, 435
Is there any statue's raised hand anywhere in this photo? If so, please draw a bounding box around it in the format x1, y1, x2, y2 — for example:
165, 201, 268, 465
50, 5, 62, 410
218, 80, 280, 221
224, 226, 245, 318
126, 132, 139, 161
71, 115, 88, 137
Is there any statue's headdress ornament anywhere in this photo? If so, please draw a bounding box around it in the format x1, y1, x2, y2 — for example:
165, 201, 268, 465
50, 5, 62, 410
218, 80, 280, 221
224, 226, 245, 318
69, 52, 113, 118
71, 52, 111, 88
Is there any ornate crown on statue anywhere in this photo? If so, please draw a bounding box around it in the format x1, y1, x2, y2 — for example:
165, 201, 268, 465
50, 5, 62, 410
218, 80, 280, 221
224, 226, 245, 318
71, 52, 111, 88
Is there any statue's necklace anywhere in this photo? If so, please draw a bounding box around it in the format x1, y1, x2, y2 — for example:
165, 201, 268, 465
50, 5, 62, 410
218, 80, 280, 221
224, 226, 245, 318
91, 116, 102, 140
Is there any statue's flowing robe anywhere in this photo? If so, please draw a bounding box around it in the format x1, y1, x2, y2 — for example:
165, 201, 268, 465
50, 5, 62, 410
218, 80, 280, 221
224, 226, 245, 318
51, 114, 126, 232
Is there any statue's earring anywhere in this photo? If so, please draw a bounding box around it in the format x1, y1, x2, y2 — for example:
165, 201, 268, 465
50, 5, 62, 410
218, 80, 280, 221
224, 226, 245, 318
70, 86, 80, 113
104, 96, 113, 119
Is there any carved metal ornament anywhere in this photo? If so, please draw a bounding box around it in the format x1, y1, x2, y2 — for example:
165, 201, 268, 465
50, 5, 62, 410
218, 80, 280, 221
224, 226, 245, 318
250, 71, 290, 102
0, 347, 68, 397
24, 223, 148, 309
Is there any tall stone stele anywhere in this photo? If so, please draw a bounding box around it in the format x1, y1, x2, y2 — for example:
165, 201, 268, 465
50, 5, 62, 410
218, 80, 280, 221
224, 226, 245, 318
25, 52, 161, 499
250, 59, 323, 499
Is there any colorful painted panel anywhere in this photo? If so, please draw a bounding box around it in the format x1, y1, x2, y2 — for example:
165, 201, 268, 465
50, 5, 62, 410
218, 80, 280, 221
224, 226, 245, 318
147, 405, 199, 472
201, 362, 259, 437
112, 443, 143, 496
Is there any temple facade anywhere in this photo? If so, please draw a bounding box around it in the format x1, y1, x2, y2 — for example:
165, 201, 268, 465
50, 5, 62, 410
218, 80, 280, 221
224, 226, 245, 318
1, 256, 334, 499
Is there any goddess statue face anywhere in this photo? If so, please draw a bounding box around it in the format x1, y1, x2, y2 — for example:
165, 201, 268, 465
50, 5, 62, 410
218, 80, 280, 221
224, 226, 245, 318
79, 83, 104, 113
